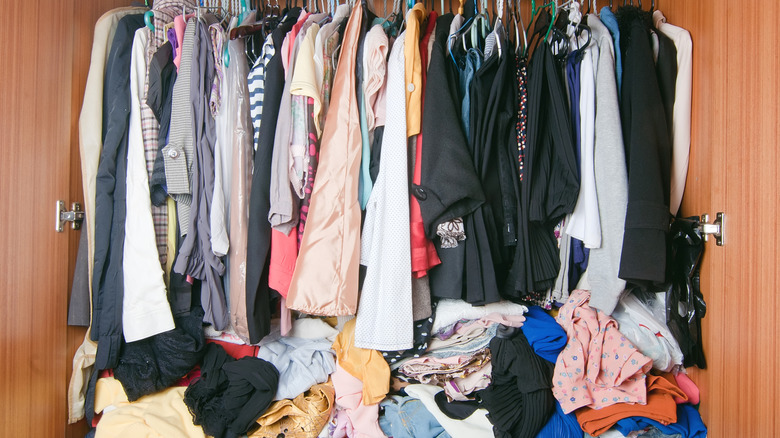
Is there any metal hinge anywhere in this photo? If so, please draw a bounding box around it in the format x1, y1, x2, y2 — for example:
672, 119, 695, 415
699, 212, 724, 246
56, 201, 85, 232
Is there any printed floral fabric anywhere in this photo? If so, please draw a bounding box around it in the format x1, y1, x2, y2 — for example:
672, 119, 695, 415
553, 289, 653, 414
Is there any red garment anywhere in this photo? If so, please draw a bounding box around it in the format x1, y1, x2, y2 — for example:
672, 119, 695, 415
269, 228, 298, 298
410, 11, 441, 278
206, 339, 260, 359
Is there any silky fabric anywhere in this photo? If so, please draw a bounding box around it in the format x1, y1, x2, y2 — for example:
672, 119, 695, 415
245, 9, 301, 344
617, 7, 672, 286
287, 3, 364, 316
252, 382, 336, 438
227, 34, 254, 342
355, 32, 414, 351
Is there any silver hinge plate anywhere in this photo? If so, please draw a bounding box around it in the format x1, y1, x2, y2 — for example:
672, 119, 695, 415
56, 201, 85, 232
699, 212, 724, 246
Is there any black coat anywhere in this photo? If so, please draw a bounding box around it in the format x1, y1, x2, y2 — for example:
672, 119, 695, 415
245, 9, 301, 344
91, 14, 145, 371
617, 8, 672, 285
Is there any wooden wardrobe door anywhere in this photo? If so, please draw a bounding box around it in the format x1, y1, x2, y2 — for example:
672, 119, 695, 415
662, 0, 779, 435
0, 1, 139, 435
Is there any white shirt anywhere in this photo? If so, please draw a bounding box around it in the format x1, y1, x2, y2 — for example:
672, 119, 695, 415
566, 29, 602, 249
354, 33, 414, 351
654, 10, 693, 216
123, 27, 175, 342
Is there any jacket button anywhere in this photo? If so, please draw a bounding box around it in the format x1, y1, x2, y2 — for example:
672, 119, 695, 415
413, 187, 427, 200
168, 149, 179, 159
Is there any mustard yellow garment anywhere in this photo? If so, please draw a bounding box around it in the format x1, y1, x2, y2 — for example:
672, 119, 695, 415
404, 3, 426, 137
331, 318, 390, 405
94, 377, 205, 438
251, 382, 335, 438
286, 2, 364, 316
165, 196, 176, 287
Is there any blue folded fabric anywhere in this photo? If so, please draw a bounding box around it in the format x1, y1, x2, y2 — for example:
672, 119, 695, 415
535, 401, 582, 438
521, 306, 568, 363
615, 404, 707, 438
380, 395, 452, 438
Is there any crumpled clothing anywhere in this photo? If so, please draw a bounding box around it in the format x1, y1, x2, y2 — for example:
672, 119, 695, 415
184, 343, 280, 438
535, 401, 583, 438
478, 327, 556, 438
405, 384, 493, 438
520, 305, 567, 364
379, 395, 451, 438
332, 364, 387, 438
554, 289, 653, 414
431, 299, 528, 334
615, 403, 707, 438
94, 377, 206, 438
575, 373, 688, 436
256, 336, 336, 400
287, 317, 341, 342
251, 382, 336, 438
114, 307, 206, 402
398, 348, 491, 399
427, 313, 525, 358
332, 318, 390, 406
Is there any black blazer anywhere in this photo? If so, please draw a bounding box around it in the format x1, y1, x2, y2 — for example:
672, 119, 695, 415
618, 9, 672, 285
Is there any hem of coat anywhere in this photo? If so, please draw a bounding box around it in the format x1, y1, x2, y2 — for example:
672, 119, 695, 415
286, 302, 356, 317
123, 308, 176, 342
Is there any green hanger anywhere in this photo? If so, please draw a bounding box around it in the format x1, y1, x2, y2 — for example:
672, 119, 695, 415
144, 0, 155, 31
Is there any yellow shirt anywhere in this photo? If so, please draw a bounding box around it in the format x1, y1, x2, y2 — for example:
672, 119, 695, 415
404, 3, 427, 137
331, 318, 390, 405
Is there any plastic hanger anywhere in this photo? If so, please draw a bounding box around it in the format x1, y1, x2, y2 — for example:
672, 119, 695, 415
144, 0, 155, 31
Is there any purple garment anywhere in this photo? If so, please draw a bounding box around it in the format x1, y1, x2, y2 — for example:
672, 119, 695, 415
167, 27, 178, 61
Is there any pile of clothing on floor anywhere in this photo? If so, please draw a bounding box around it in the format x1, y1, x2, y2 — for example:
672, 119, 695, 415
88, 291, 706, 438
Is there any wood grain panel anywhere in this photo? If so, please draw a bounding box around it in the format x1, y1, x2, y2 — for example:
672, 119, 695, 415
0, 0, 76, 435
661, 0, 779, 435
